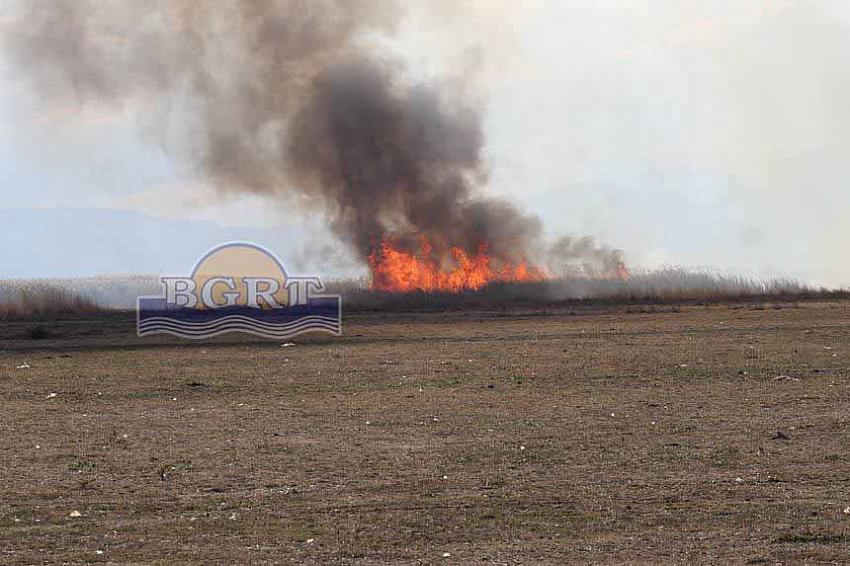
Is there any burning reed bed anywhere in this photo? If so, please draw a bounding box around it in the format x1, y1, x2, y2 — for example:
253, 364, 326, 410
332, 269, 847, 312
1, 270, 845, 319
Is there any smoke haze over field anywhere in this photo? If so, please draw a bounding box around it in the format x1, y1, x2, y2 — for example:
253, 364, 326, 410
2, 1, 850, 285
4, 0, 623, 280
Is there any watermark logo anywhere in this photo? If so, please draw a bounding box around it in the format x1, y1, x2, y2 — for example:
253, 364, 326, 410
137, 242, 341, 339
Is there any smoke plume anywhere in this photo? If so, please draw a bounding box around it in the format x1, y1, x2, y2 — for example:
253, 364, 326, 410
5, 0, 624, 282
547, 236, 627, 279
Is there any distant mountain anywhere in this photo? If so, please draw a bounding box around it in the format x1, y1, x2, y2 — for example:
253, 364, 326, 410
0, 207, 312, 278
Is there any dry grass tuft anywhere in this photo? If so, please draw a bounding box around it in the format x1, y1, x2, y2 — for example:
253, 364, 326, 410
0, 283, 101, 321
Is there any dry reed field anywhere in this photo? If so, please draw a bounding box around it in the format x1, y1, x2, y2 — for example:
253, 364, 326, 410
2, 270, 843, 314
1, 300, 849, 563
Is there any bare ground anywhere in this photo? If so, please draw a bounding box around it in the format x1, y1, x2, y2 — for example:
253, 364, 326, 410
1, 302, 849, 564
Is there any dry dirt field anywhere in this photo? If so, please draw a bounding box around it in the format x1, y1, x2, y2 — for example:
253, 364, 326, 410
1, 302, 849, 564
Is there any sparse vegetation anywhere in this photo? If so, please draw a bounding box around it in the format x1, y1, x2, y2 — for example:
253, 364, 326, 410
26, 325, 50, 340
1, 303, 849, 562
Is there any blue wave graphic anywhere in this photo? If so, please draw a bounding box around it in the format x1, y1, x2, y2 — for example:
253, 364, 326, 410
139, 314, 338, 331
138, 297, 341, 339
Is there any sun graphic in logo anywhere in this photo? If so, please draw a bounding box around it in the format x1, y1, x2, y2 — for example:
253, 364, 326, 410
191, 243, 289, 309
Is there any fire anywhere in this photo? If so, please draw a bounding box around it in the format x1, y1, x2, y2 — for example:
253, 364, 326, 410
369, 236, 548, 293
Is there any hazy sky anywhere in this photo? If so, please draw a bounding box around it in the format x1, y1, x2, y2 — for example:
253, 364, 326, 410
2, 0, 849, 285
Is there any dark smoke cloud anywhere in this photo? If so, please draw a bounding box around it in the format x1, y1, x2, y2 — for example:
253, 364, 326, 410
5, 0, 623, 277
287, 56, 542, 264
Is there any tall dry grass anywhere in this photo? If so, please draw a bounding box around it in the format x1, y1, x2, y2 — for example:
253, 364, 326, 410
1, 275, 161, 312
328, 268, 845, 311
1, 269, 845, 317
0, 282, 101, 320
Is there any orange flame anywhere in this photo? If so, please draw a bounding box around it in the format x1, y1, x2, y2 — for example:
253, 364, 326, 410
369, 236, 548, 293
